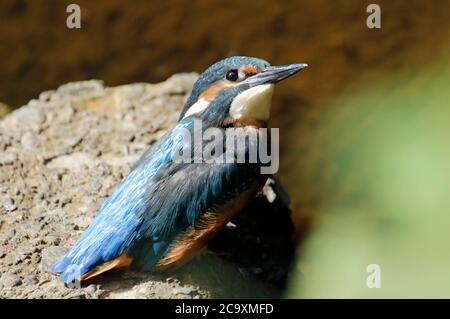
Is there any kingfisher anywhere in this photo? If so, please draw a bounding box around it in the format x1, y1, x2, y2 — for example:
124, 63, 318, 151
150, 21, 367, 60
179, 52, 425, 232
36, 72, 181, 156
53, 56, 307, 284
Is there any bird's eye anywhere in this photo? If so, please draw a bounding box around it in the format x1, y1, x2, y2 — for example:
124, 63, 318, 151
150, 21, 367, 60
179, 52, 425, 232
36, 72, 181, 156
226, 69, 239, 82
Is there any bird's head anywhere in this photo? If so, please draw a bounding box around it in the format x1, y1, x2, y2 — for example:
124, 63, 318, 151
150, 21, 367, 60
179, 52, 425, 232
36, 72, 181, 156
179, 56, 307, 126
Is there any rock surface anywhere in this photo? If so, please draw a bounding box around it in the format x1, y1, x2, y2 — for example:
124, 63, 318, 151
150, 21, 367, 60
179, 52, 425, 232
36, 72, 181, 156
0, 75, 294, 298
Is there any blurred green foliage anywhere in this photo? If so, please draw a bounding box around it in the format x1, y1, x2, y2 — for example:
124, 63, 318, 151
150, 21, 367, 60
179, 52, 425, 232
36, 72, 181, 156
287, 55, 450, 298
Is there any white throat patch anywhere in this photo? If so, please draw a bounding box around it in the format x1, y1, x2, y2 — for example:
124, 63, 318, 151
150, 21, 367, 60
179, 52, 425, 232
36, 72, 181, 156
229, 84, 274, 121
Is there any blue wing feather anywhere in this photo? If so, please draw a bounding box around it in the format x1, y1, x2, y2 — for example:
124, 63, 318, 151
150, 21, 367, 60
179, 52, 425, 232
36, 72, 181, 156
53, 118, 261, 283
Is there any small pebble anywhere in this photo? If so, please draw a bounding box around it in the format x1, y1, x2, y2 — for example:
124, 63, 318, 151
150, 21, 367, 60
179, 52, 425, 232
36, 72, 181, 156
66, 136, 83, 148
2, 197, 17, 212
0, 229, 16, 242
0, 274, 22, 288
14, 254, 29, 265
21, 132, 40, 152
89, 180, 102, 192
40, 247, 69, 273
0, 152, 17, 165
225, 221, 237, 229
172, 286, 193, 295
85, 284, 97, 294
23, 276, 39, 285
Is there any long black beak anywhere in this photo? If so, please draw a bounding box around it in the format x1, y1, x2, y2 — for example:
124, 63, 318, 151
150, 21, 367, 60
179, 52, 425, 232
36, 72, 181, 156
245, 63, 308, 86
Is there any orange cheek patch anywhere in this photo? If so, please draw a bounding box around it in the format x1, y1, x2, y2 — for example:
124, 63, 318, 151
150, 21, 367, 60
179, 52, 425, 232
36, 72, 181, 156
199, 81, 234, 101
199, 83, 222, 101
242, 65, 258, 76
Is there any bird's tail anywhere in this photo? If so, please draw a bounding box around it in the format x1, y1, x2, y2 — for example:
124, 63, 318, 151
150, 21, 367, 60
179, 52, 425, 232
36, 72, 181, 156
52, 255, 87, 284
53, 253, 132, 284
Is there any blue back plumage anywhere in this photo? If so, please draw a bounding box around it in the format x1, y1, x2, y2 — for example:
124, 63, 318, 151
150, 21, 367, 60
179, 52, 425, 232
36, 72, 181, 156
53, 117, 260, 283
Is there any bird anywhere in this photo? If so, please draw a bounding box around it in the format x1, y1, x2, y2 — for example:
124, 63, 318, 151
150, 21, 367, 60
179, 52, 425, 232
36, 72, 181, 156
53, 56, 307, 284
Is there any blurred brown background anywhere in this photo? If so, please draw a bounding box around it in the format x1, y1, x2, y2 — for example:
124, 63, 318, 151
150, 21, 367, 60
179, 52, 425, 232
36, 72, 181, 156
1, 0, 450, 240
